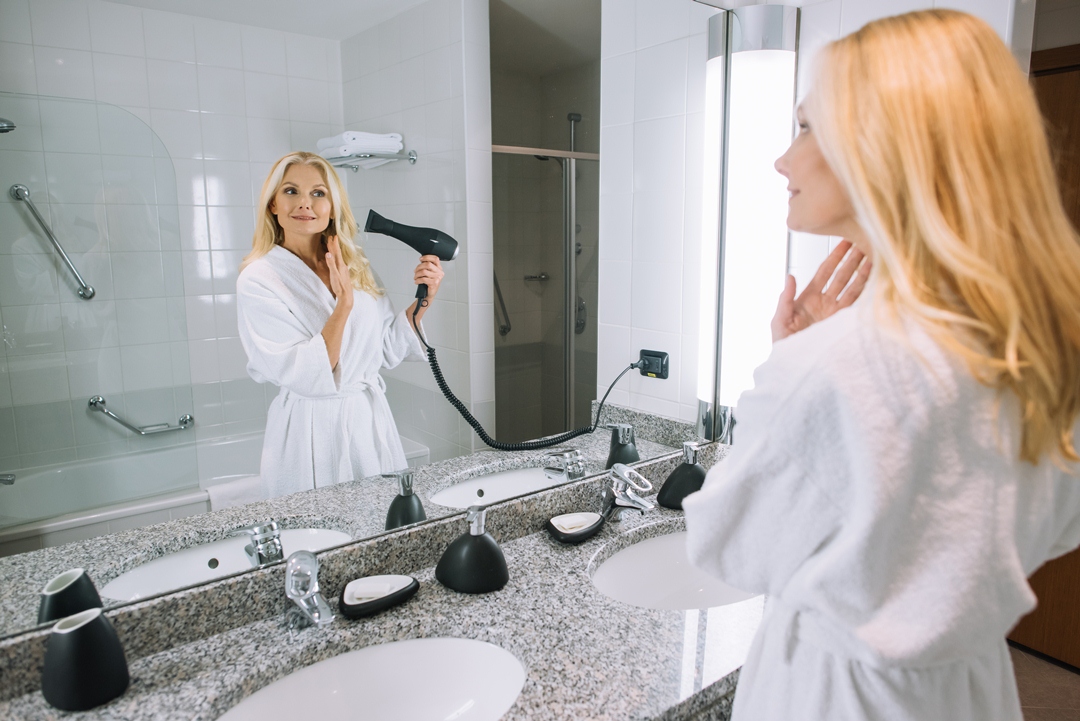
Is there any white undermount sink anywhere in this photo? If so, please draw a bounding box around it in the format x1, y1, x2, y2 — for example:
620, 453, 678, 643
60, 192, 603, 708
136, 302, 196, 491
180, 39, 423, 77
100, 528, 351, 601
430, 466, 565, 509
218, 637, 526, 721
591, 531, 758, 611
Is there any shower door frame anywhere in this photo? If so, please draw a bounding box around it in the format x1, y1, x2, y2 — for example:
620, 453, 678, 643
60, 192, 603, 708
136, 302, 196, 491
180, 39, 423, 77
492, 144, 600, 430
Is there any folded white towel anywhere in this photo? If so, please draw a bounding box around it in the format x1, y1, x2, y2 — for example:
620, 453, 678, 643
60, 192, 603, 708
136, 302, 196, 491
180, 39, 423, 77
316, 131, 402, 151
206, 475, 267, 511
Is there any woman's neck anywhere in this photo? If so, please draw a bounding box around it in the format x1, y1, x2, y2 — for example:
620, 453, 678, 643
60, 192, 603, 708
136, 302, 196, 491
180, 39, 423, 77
280, 231, 325, 268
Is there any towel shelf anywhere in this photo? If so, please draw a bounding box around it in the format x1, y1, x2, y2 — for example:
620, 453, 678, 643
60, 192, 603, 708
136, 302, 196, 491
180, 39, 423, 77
329, 150, 418, 172
88, 396, 194, 436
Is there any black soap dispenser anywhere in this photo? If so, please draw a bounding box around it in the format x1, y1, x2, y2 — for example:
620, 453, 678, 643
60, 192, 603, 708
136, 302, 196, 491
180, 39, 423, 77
605, 423, 640, 469
657, 441, 707, 510
435, 506, 509, 594
384, 470, 426, 531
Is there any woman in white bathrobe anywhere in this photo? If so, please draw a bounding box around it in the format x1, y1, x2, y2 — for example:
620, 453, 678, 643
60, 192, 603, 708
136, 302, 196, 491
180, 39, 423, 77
684, 11, 1080, 721
236, 152, 443, 499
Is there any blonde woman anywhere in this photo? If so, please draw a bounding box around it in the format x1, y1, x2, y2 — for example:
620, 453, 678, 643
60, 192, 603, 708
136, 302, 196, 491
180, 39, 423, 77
684, 10, 1080, 720
236, 152, 443, 499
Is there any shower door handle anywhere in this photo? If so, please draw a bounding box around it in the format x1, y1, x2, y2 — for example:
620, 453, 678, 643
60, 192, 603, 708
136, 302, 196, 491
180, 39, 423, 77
575, 296, 586, 334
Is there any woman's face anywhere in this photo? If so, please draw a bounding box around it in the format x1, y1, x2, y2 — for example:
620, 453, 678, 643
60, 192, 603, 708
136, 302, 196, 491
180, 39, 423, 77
774, 104, 860, 240
269, 163, 333, 241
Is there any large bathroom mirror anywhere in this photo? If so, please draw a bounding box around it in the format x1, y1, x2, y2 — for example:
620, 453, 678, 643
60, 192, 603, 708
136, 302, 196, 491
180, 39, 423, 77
0, 0, 693, 641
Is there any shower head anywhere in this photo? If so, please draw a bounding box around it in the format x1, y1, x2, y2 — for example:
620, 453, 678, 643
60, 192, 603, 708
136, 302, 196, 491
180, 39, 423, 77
0, 118, 15, 133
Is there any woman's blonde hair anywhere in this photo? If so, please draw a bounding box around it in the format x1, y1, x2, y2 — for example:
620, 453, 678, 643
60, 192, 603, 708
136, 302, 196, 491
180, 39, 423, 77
807, 10, 1080, 464
241, 151, 382, 296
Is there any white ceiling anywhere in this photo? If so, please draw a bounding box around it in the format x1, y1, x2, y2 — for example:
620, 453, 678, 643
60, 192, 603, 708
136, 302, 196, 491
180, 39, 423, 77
107, 0, 429, 40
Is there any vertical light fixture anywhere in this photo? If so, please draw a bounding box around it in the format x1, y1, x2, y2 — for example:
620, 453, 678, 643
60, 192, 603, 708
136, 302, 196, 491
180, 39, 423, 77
696, 4, 798, 441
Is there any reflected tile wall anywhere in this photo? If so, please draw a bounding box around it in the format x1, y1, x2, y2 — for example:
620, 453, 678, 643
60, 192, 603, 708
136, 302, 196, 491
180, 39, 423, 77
0, 0, 342, 476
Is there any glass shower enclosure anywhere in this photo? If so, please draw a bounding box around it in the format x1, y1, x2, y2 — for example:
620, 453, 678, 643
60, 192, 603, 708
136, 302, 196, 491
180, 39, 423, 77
492, 132, 599, 442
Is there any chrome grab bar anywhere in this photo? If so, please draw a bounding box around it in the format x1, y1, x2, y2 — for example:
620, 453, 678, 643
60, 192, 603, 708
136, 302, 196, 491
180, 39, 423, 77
88, 396, 194, 435
493, 270, 511, 337
9, 184, 95, 300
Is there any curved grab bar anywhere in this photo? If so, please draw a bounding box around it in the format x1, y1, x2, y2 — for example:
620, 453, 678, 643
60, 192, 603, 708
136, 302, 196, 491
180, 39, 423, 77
492, 271, 511, 337
88, 396, 194, 435
9, 184, 95, 300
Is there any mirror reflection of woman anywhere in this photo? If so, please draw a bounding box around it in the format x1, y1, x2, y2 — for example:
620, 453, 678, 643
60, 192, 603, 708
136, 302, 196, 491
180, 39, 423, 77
685, 11, 1080, 721
237, 152, 443, 499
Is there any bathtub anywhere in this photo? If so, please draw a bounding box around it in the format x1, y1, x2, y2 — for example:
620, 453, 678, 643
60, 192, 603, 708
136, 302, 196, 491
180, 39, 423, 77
0, 432, 431, 557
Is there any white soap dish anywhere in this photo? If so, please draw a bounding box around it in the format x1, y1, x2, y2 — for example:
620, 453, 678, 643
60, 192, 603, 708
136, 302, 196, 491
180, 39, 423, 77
545, 512, 604, 544
339, 574, 419, 618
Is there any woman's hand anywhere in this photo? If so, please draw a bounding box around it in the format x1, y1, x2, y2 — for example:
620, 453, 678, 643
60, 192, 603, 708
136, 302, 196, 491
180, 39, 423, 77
325, 236, 354, 311
771, 240, 871, 342
414, 255, 445, 301
321, 236, 353, 370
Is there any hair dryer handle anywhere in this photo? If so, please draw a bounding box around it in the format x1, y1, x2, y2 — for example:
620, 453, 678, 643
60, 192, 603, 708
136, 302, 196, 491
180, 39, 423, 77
415, 283, 428, 300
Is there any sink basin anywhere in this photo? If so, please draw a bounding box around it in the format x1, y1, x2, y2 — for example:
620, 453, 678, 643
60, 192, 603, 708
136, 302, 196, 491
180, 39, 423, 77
591, 531, 757, 611
218, 637, 526, 721
430, 467, 565, 509
100, 528, 351, 601
592, 530, 764, 690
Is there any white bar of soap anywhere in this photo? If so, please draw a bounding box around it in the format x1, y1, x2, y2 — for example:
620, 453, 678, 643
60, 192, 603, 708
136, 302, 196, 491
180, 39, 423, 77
551, 512, 601, 534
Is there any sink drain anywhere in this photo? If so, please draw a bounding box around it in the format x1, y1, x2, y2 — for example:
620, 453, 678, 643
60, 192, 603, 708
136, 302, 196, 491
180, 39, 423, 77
207, 558, 219, 569
476, 489, 485, 497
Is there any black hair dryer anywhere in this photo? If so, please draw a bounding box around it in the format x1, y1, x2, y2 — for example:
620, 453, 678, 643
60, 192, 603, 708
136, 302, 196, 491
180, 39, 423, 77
364, 210, 460, 301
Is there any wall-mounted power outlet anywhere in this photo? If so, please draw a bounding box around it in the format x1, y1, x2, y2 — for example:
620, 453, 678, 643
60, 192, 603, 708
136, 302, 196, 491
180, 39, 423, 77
638, 350, 669, 379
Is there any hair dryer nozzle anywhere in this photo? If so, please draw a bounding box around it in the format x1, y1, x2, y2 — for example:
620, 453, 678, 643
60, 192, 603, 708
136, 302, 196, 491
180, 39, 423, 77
363, 209, 459, 262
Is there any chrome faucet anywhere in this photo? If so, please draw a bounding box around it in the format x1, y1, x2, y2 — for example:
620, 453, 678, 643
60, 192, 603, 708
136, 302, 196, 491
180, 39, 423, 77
232, 521, 284, 567
600, 463, 655, 521
543, 448, 586, 483
0, 474, 13, 486
284, 550, 334, 630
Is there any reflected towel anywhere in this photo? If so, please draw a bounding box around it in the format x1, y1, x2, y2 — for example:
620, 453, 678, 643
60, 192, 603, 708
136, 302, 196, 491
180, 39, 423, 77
316, 132, 403, 151
206, 475, 267, 511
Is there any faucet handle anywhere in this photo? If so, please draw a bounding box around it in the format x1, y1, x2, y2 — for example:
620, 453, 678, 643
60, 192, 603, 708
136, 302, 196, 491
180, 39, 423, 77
284, 550, 333, 629
543, 448, 585, 480
231, 520, 280, 539
466, 505, 487, 536
382, 469, 415, 496
611, 463, 653, 493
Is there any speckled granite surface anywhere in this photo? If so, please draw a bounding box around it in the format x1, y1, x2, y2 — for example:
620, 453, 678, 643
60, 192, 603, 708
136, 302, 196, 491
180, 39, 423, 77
592, 401, 701, 450
0, 465, 753, 721
0, 427, 674, 638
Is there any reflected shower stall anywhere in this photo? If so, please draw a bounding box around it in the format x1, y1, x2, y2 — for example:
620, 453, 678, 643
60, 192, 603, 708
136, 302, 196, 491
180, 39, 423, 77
492, 115, 599, 442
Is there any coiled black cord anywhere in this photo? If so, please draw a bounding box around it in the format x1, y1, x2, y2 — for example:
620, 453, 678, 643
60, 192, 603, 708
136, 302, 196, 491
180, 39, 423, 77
411, 302, 638, 451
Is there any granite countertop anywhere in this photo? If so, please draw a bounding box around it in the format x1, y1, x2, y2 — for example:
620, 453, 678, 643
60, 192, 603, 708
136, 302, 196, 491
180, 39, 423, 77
0, 502, 759, 720
0, 430, 676, 637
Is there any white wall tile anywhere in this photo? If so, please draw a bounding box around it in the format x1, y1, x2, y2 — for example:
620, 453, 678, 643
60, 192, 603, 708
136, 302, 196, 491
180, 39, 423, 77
120, 342, 171, 391
93, 53, 149, 108
602, 0, 636, 59
200, 115, 249, 162
9, 355, 70, 404
0, 42, 38, 94
149, 109, 203, 160
840, 0, 927, 34
29, 0, 91, 51
197, 66, 246, 116
0, 0, 32, 45
246, 118, 292, 163
194, 19, 243, 69
207, 205, 255, 250
241, 26, 287, 75
146, 59, 200, 112
142, 10, 195, 62
599, 123, 633, 196
288, 78, 331, 124
87, 0, 145, 57
204, 162, 252, 207
244, 72, 291, 120
34, 46, 94, 99
600, 54, 635, 127
632, 115, 684, 192
285, 33, 328, 81
633, 39, 687, 122
636, 0, 689, 51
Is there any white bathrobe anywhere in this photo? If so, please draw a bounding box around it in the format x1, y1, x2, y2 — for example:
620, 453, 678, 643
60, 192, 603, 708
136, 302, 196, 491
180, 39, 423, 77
236, 245, 425, 499
684, 298, 1080, 721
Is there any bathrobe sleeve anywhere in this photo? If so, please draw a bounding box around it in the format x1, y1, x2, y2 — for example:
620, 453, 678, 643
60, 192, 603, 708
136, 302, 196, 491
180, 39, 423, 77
379, 298, 427, 369
236, 270, 340, 398
684, 333, 849, 596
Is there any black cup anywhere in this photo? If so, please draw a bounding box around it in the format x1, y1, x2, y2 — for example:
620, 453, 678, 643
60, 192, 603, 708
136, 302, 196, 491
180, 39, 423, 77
38, 568, 103, 625
41, 608, 129, 711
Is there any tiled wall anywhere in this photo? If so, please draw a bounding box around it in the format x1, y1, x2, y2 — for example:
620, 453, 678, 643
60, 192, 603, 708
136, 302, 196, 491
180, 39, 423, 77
339, 0, 495, 461
596, 0, 1030, 423
0, 0, 341, 480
